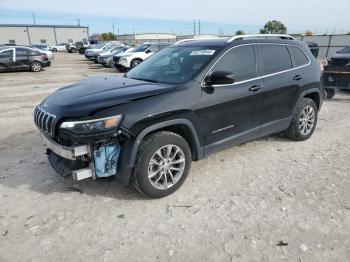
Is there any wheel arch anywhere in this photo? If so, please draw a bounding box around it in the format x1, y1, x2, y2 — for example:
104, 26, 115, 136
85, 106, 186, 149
116, 119, 203, 185
129, 119, 203, 168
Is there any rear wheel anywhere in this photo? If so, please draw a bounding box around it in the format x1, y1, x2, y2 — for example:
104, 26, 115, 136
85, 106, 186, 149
52, 48, 57, 52
30, 61, 42, 72
284, 98, 318, 141
132, 131, 192, 198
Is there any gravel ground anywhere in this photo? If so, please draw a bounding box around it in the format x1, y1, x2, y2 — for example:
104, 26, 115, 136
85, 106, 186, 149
0, 53, 349, 262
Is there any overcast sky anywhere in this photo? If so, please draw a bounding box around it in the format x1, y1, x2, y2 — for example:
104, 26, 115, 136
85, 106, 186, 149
0, 0, 349, 34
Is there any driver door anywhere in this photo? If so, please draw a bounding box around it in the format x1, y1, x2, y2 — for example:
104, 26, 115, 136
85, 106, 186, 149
197, 44, 264, 153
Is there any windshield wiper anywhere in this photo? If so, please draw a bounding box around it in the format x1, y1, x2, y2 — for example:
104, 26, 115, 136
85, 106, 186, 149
130, 77, 160, 84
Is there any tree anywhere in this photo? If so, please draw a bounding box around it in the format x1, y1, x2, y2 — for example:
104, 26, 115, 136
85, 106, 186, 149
100, 32, 115, 41
304, 31, 314, 36
235, 30, 245, 35
260, 20, 287, 34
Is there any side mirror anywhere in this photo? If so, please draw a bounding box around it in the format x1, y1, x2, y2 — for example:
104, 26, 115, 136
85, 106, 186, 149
204, 71, 235, 86
336, 51, 340, 53
145, 49, 152, 54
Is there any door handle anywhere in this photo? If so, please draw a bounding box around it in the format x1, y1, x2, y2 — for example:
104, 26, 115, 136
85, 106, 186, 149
249, 85, 263, 92
293, 75, 304, 81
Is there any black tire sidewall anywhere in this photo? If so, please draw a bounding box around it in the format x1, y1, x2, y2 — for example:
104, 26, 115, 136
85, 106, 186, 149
293, 99, 318, 140
131, 59, 141, 68
326, 88, 336, 99
134, 132, 192, 198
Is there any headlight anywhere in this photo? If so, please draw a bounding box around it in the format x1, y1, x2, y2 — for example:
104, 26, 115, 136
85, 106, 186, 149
120, 58, 128, 64
60, 115, 123, 135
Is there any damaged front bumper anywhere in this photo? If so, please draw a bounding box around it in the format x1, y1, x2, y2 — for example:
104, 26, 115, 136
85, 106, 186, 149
42, 133, 121, 181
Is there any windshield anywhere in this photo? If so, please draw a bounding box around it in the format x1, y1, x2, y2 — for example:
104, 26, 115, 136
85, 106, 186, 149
126, 46, 221, 85
340, 47, 350, 54
133, 44, 151, 52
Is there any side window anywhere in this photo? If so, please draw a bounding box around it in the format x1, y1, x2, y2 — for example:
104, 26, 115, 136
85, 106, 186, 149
0, 50, 13, 59
158, 44, 168, 51
258, 45, 293, 75
16, 48, 29, 56
148, 45, 159, 53
212, 45, 257, 83
289, 46, 309, 67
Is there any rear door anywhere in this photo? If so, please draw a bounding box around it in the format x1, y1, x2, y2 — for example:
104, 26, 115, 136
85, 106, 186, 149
198, 44, 265, 151
257, 44, 301, 135
0, 49, 15, 71
14, 48, 32, 70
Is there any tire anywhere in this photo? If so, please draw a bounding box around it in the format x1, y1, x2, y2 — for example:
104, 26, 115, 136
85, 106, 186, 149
132, 131, 192, 198
52, 48, 57, 52
130, 59, 142, 68
30, 61, 42, 72
284, 98, 318, 141
325, 88, 336, 99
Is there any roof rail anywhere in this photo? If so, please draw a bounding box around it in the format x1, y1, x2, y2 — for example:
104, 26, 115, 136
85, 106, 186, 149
227, 34, 295, 43
174, 37, 220, 45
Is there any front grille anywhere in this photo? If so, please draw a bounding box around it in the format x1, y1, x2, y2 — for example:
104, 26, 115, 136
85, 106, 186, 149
34, 106, 57, 136
113, 56, 120, 64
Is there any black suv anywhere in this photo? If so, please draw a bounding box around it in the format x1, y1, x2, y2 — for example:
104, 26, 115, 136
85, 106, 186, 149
323, 46, 350, 98
34, 35, 322, 198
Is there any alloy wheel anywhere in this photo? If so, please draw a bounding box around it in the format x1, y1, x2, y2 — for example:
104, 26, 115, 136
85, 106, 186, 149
299, 106, 315, 135
148, 144, 186, 190
32, 62, 42, 72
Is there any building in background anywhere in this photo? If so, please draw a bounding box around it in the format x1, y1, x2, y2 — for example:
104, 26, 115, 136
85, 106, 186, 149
0, 24, 89, 46
115, 33, 177, 45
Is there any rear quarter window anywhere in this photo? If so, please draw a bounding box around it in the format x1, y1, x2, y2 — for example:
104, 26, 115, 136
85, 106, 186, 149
258, 45, 293, 75
289, 46, 309, 67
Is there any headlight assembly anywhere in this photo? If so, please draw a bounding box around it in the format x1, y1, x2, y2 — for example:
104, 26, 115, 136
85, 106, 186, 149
59, 115, 123, 135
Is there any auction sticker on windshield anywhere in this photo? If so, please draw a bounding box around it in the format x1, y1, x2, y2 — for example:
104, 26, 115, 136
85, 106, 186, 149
190, 50, 216, 56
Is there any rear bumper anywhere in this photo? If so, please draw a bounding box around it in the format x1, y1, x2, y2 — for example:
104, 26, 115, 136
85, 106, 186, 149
323, 71, 350, 89
42, 61, 51, 68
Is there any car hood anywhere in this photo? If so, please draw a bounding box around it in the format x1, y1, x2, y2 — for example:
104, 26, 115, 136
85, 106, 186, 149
99, 52, 114, 57
42, 75, 177, 117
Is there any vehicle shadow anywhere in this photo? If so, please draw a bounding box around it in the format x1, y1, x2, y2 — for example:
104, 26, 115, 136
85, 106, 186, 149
0, 131, 145, 201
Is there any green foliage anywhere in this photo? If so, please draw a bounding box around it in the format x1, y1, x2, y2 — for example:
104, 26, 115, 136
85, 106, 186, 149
235, 30, 245, 35
100, 32, 115, 41
260, 20, 287, 34
304, 31, 314, 36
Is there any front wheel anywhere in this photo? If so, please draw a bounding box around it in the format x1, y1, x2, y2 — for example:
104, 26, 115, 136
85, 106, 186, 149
132, 131, 192, 198
30, 61, 42, 72
130, 59, 142, 68
284, 98, 318, 141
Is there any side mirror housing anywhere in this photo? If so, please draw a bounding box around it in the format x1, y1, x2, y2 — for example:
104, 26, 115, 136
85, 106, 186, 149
145, 49, 152, 54
204, 71, 235, 86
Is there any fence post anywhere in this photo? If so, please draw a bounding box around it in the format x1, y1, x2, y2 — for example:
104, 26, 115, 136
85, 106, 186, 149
326, 35, 332, 58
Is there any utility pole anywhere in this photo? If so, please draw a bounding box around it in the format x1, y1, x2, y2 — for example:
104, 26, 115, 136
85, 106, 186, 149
77, 18, 80, 26
112, 22, 115, 40
193, 19, 196, 36
198, 19, 201, 35
32, 12, 36, 25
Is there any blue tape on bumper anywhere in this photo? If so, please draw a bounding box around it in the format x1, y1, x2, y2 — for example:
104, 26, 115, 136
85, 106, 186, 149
94, 144, 121, 178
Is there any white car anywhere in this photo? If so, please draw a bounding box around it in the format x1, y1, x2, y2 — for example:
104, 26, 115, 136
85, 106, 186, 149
50, 43, 68, 52
31, 44, 54, 60
116, 43, 171, 70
